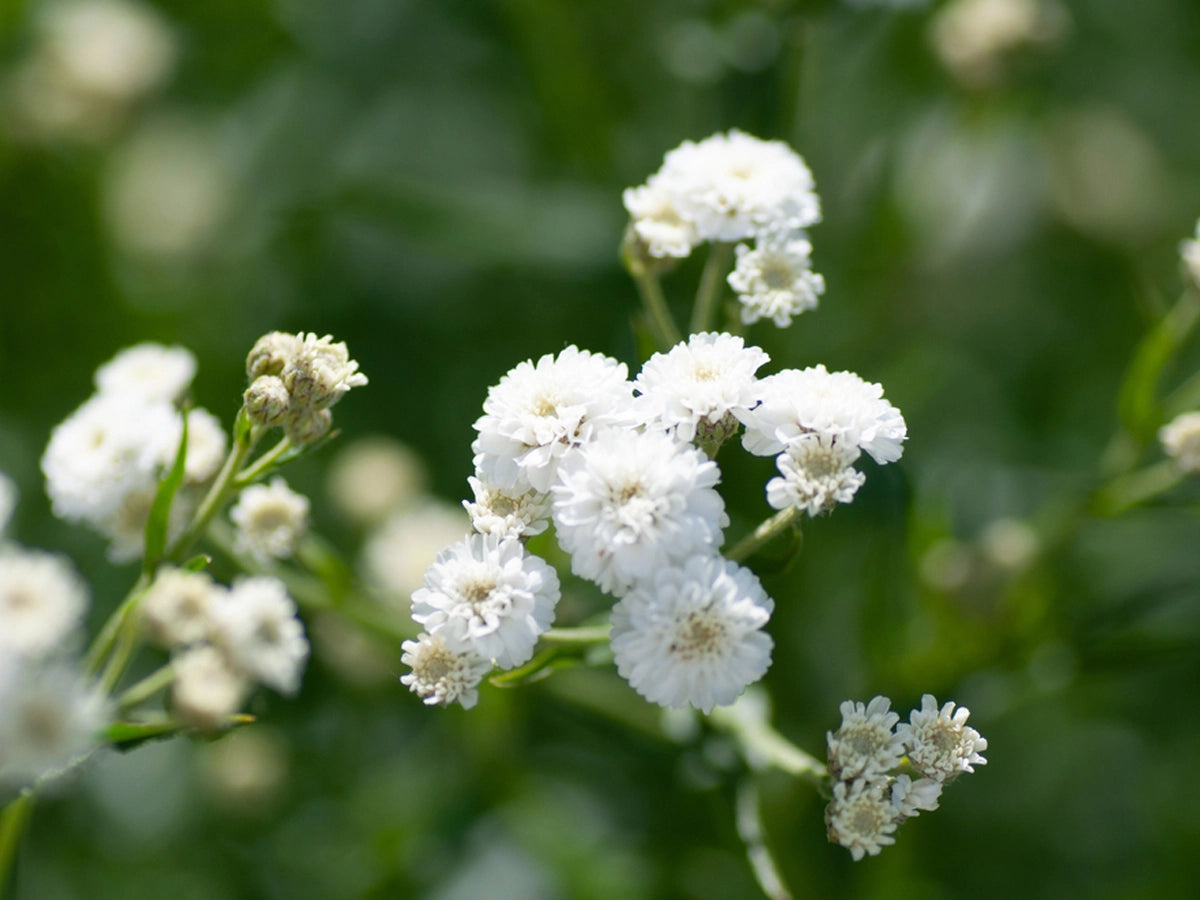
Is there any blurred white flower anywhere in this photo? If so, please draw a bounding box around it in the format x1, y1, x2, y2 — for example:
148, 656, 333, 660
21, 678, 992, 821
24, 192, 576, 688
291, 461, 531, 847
93, 342, 196, 403
1182, 220, 1200, 289
140, 567, 222, 648
209, 577, 309, 696
825, 778, 898, 861
170, 644, 249, 731
176, 407, 227, 485
0, 548, 89, 657
327, 437, 429, 525
230, 477, 310, 563
411, 534, 560, 670
930, 0, 1068, 88
826, 696, 904, 781
765, 434, 866, 517
463, 475, 551, 541
633, 332, 769, 443
1159, 411, 1200, 473
473, 345, 638, 493
610, 555, 773, 713
727, 234, 825, 327
552, 428, 728, 597
362, 501, 470, 604
896, 694, 989, 782
400, 632, 492, 710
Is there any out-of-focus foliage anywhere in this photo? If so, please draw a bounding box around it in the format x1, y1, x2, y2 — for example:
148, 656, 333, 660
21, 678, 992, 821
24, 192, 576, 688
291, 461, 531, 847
3, 0, 1200, 897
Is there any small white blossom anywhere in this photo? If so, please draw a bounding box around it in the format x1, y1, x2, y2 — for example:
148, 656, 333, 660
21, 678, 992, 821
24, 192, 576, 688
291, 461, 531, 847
896, 694, 989, 782
0, 548, 89, 657
177, 407, 226, 484
727, 234, 825, 327
633, 332, 770, 443
622, 179, 702, 259
655, 130, 821, 243
230, 477, 310, 562
94, 342, 196, 402
140, 567, 222, 648
400, 632, 492, 710
463, 475, 551, 541
1159, 411, 1200, 473
171, 644, 249, 731
610, 555, 773, 713
826, 696, 904, 780
209, 577, 309, 695
552, 429, 728, 597
738, 365, 907, 465
472, 345, 638, 493
766, 435, 866, 516
890, 774, 943, 822
825, 778, 899, 861
0, 658, 108, 788
411, 534, 560, 670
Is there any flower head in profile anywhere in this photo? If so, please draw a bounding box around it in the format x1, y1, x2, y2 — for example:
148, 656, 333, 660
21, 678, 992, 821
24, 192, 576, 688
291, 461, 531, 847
410, 533, 560, 670
890, 774, 943, 822
552, 428, 728, 596
825, 778, 899, 861
610, 555, 773, 713
728, 233, 825, 328
826, 695, 904, 780
896, 694, 989, 782
400, 632, 492, 710
140, 567, 222, 648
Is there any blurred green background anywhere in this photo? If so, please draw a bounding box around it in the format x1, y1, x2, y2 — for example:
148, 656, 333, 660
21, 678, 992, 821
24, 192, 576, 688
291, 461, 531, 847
3, 0, 1200, 897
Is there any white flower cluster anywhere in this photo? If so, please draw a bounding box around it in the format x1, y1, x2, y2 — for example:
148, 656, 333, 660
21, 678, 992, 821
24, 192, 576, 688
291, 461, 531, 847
140, 567, 309, 729
0, 483, 108, 792
41, 343, 226, 562
404, 334, 902, 714
243, 331, 369, 446
825, 694, 987, 860
229, 476, 310, 562
623, 130, 825, 328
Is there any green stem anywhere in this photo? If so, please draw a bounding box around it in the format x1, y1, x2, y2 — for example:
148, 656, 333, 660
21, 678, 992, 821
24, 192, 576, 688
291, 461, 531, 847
84, 573, 149, 677
232, 436, 293, 489
0, 791, 34, 898
167, 426, 260, 564
97, 582, 150, 694
728, 507, 801, 563
690, 242, 735, 334
710, 704, 827, 785
633, 268, 682, 350
1092, 460, 1185, 516
116, 663, 176, 711
540, 625, 612, 645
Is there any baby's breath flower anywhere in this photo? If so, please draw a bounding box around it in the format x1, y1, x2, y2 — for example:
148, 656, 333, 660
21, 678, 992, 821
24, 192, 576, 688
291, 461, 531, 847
610, 555, 773, 713
140, 567, 222, 648
400, 632, 492, 709
766, 435, 866, 516
1159, 411, 1200, 473
171, 644, 249, 731
229, 477, 310, 562
727, 233, 825, 328
552, 429, 728, 597
0, 548, 89, 657
633, 332, 769, 444
411, 534, 560, 670
208, 577, 309, 696
896, 694, 989, 782
826, 696, 904, 780
93, 342, 196, 402
825, 778, 899, 861
463, 474, 551, 540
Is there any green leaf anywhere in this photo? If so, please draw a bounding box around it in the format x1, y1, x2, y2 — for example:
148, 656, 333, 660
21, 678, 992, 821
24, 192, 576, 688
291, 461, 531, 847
143, 409, 190, 575
182, 554, 212, 572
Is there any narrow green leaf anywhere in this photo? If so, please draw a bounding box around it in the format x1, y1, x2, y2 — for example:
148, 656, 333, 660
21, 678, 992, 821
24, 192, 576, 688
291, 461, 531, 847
182, 554, 212, 572
143, 409, 190, 575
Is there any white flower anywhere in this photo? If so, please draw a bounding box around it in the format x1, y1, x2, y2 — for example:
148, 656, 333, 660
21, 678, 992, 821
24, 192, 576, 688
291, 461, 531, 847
410, 534, 560, 670
362, 501, 470, 604
727, 234, 825, 327
463, 474, 551, 541
140, 567, 222, 648
622, 179, 701, 259
0, 472, 16, 535
472, 345, 638, 492
633, 332, 770, 443
0, 658, 108, 788
738, 365, 907, 465
94, 342, 195, 402
400, 632, 492, 710
229, 477, 310, 562
890, 774, 943, 822
896, 694, 989, 782
655, 130, 821, 243
41, 392, 180, 525
209, 577, 309, 695
930, 0, 1067, 88
825, 778, 899, 861
177, 407, 227, 484
826, 696, 904, 780
0, 548, 89, 657
765, 435, 866, 516
281, 332, 369, 415
610, 555, 773, 713
1159, 411, 1200, 473
552, 429, 728, 597
170, 644, 249, 731
327, 437, 429, 526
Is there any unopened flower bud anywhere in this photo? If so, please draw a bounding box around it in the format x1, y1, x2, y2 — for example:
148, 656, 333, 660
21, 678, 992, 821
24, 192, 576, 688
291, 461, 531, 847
285, 408, 332, 446
246, 332, 302, 380
243, 375, 290, 428
281, 333, 368, 415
